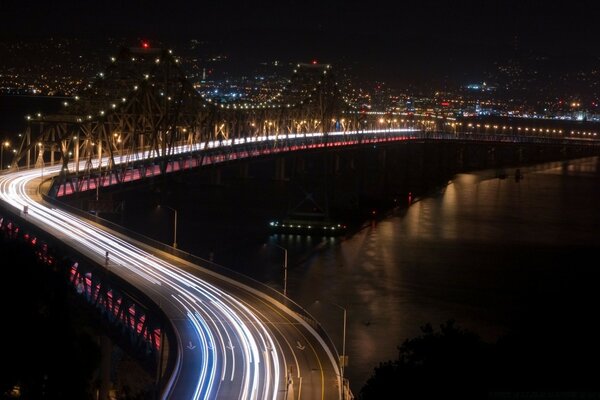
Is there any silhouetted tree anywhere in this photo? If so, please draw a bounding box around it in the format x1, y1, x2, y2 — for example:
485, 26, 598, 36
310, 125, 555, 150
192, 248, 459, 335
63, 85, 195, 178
359, 320, 492, 400
360, 317, 600, 399
0, 238, 100, 399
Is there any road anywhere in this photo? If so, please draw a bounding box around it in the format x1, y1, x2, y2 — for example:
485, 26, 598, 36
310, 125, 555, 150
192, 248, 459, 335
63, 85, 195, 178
0, 160, 342, 399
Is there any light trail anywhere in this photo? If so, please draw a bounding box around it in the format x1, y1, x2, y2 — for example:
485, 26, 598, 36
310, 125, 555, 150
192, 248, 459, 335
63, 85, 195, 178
0, 128, 406, 399
0, 167, 286, 399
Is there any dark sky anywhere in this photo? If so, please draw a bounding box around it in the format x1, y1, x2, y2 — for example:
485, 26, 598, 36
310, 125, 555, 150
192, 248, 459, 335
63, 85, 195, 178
2, 0, 599, 87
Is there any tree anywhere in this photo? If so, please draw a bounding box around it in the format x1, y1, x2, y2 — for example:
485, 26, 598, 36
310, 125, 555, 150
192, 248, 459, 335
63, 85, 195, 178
359, 320, 492, 400
0, 239, 100, 399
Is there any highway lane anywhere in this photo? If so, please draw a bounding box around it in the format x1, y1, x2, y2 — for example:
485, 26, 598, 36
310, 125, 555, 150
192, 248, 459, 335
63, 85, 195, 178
0, 163, 342, 399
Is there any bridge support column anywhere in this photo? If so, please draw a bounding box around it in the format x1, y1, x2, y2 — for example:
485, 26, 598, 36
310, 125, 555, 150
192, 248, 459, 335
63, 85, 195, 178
139, 134, 144, 160
211, 168, 222, 185
349, 156, 356, 170
275, 158, 286, 180
294, 156, 306, 175
334, 154, 341, 174
74, 135, 80, 174
98, 334, 113, 400
97, 141, 103, 171
379, 148, 387, 169
487, 146, 496, 167
239, 163, 250, 179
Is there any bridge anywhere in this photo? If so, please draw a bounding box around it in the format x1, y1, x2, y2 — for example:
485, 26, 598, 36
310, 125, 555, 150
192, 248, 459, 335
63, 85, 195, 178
2, 45, 600, 400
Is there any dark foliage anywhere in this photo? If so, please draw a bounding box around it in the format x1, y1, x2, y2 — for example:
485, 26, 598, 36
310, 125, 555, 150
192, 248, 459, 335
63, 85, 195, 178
359, 319, 600, 400
0, 238, 100, 399
360, 320, 492, 400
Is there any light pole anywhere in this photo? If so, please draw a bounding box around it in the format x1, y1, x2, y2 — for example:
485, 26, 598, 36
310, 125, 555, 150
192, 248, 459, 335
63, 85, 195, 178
272, 243, 288, 297
38, 142, 44, 180
315, 300, 347, 399
1, 141, 10, 171
332, 302, 347, 400
159, 204, 178, 248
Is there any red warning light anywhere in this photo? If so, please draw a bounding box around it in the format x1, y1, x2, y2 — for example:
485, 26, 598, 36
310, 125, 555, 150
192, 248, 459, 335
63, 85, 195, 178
142, 41, 150, 49
312, 60, 318, 65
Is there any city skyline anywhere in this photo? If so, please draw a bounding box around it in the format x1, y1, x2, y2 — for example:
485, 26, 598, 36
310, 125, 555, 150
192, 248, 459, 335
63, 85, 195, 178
2, 0, 599, 87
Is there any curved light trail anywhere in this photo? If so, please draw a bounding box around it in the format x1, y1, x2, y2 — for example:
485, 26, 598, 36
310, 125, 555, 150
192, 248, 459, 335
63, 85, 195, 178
0, 131, 354, 399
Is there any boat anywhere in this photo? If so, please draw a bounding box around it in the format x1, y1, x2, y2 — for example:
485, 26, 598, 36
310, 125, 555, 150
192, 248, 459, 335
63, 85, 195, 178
269, 212, 347, 235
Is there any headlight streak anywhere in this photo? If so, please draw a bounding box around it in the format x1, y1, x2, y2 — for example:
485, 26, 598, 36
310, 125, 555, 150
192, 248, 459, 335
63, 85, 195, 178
0, 169, 284, 399
217, 294, 282, 400
210, 300, 257, 399
0, 125, 398, 399
170, 294, 216, 400
191, 298, 232, 383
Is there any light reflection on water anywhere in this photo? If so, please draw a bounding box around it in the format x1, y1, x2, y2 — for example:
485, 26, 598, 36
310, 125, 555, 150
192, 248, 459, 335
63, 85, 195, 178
283, 156, 600, 396
108, 155, 600, 396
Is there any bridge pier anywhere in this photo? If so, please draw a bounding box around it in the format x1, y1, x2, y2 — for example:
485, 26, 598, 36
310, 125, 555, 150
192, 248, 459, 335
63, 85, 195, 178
238, 162, 250, 179
98, 334, 113, 400
488, 146, 496, 166
517, 147, 524, 163
211, 168, 222, 185
294, 155, 306, 175
275, 158, 287, 180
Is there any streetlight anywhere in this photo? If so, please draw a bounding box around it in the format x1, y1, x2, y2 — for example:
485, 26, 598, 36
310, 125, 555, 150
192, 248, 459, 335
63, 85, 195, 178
38, 142, 44, 179
1, 141, 10, 171
315, 300, 347, 399
158, 204, 178, 248
271, 243, 288, 297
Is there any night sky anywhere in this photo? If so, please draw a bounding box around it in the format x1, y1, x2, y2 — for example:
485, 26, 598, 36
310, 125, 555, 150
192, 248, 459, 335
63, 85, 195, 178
2, 0, 599, 86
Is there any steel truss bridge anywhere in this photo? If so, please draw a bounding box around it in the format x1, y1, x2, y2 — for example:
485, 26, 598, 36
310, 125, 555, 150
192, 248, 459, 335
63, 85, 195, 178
10, 45, 599, 197
11, 45, 375, 194
2, 45, 600, 400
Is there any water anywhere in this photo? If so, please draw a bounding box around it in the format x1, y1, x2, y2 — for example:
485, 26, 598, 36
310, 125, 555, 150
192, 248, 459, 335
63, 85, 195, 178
4, 96, 600, 395
289, 158, 600, 395
97, 156, 600, 396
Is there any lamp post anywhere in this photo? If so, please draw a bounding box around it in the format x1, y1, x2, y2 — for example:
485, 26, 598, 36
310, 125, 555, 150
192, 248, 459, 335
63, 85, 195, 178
1, 141, 10, 171
159, 204, 178, 248
331, 302, 347, 399
315, 300, 347, 399
38, 142, 44, 179
272, 243, 288, 297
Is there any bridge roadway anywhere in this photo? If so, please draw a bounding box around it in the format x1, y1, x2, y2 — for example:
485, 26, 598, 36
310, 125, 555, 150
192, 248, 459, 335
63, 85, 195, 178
0, 142, 353, 398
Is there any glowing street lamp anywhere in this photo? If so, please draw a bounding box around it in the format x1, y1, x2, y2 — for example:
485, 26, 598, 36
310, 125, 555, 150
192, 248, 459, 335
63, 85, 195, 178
1, 141, 10, 171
